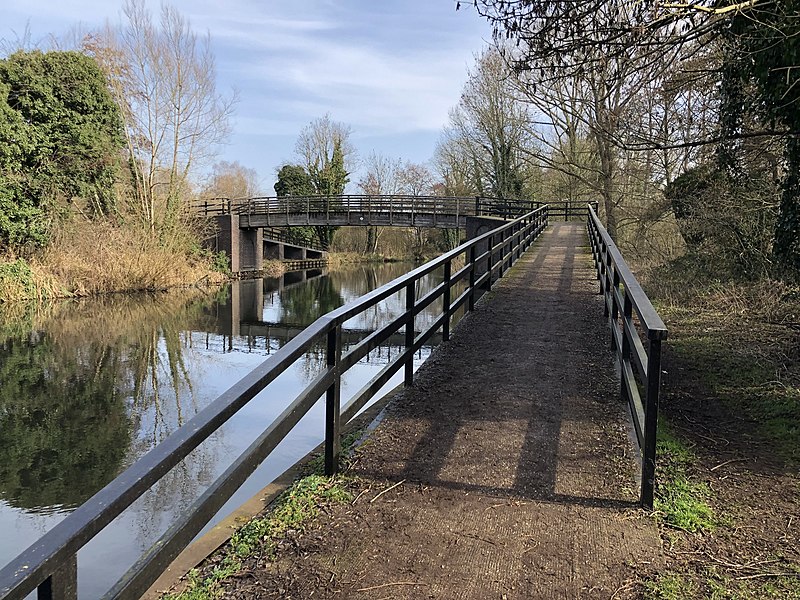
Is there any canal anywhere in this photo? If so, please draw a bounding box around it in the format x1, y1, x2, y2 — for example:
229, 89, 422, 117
0, 261, 457, 597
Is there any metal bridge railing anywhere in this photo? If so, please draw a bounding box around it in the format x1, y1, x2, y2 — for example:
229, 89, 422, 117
193, 195, 596, 224
587, 204, 667, 509
0, 207, 549, 600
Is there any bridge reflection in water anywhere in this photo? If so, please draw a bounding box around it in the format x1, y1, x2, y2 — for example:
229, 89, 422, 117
207, 269, 446, 358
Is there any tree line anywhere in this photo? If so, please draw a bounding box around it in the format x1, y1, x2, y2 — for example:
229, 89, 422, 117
4, 0, 795, 281
0, 0, 234, 255
460, 0, 800, 279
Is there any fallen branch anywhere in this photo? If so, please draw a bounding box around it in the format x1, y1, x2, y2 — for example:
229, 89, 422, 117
351, 488, 371, 505
370, 479, 406, 503
735, 572, 799, 581
710, 458, 748, 472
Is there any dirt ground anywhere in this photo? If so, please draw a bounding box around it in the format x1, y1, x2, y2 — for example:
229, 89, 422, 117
207, 222, 664, 599
650, 313, 800, 597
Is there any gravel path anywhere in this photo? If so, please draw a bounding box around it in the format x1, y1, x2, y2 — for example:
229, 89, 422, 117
226, 222, 664, 599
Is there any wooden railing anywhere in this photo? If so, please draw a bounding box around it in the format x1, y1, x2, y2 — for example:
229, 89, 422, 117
0, 207, 549, 600
587, 204, 667, 509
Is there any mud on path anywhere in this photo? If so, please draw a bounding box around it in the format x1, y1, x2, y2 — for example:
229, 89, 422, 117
225, 222, 664, 599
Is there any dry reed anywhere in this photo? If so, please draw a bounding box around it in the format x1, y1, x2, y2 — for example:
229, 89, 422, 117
39, 221, 225, 297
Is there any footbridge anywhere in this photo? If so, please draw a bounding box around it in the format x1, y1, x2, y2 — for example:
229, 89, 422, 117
0, 204, 667, 600
198, 194, 595, 272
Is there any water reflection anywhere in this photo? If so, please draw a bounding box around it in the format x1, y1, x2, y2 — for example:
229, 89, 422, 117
0, 334, 129, 512
0, 291, 223, 513
0, 262, 454, 596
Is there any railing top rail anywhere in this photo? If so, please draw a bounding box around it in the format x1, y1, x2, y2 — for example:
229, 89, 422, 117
0, 204, 548, 598
0, 315, 328, 599
588, 204, 667, 340
323, 206, 547, 325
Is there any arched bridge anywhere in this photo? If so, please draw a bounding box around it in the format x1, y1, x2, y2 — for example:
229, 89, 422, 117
197, 195, 592, 228
198, 194, 596, 272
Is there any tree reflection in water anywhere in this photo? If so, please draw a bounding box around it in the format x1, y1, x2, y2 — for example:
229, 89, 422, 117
0, 290, 222, 514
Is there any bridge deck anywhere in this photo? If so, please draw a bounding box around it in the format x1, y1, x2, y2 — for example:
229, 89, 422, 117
225, 222, 664, 598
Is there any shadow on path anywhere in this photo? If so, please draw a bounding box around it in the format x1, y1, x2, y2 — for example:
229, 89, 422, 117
232, 222, 664, 600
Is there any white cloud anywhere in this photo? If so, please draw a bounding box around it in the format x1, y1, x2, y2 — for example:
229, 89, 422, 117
2, 0, 492, 177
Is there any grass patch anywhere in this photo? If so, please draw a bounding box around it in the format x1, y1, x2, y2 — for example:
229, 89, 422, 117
0, 257, 63, 302
654, 421, 717, 533
645, 572, 697, 599
664, 316, 800, 465
39, 220, 225, 297
163, 475, 351, 600
164, 430, 366, 599
706, 570, 800, 599
646, 567, 800, 599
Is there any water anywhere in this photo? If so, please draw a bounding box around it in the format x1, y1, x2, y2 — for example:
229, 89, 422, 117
0, 262, 459, 597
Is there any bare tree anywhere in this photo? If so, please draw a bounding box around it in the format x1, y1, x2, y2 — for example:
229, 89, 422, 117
446, 48, 536, 199
203, 160, 260, 200
294, 114, 355, 246
92, 0, 235, 231
358, 152, 403, 253
434, 133, 479, 197
397, 162, 437, 250
295, 113, 356, 194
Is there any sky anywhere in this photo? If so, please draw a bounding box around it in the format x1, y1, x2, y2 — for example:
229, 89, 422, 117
1, 0, 494, 193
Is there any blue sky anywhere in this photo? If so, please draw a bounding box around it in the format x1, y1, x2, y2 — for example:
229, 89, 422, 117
2, 1, 493, 193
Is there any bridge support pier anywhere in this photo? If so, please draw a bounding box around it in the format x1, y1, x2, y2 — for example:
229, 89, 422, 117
207, 216, 264, 273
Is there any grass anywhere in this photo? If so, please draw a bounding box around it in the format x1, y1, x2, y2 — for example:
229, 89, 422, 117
646, 567, 800, 599
163, 475, 352, 600
653, 420, 717, 533
645, 572, 696, 599
642, 262, 800, 599
1, 220, 228, 302
163, 430, 366, 599
42, 220, 225, 296
661, 309, 800, 465
0, 257, 63, 302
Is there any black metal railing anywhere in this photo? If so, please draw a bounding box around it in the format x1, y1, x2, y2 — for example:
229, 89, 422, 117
0, 207, 549, 600
587, 204, 667, 509
193, 195, 593, 225
261, 226, 328, 252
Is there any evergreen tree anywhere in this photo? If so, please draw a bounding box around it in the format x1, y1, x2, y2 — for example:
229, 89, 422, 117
0, 50, 124, 249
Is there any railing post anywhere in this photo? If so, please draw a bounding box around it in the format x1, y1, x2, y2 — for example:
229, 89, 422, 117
641, 338, 662, 509
485, 233, 494, 291
404, 282, 415, 386
468, 245, 476, 311
609, 269, 621, 350
475, 196, 480, 216
498, 230, 505, 278
37, 554, 78, 600
601, 241, 610, 311
621, 293, 633, 406
325, 325, 342, 475
442, 261, 452, 342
